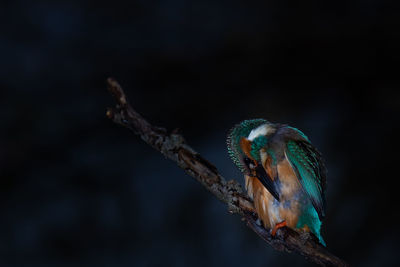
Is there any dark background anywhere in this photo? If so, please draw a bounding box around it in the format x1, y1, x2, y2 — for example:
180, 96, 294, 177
1, 0, 400, 266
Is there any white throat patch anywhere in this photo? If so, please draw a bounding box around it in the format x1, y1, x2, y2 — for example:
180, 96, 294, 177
247, 124, 275, 141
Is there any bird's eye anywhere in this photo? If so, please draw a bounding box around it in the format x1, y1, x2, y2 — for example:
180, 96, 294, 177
244, 157, 256, 170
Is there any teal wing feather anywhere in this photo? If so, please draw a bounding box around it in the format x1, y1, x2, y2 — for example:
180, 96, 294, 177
285, 140, 326, 220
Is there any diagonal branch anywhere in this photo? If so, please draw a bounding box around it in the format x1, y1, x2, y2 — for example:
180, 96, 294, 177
105, 78, 349, 267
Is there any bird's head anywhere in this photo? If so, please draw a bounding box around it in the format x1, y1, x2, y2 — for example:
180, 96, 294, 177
227, 119, 276, 176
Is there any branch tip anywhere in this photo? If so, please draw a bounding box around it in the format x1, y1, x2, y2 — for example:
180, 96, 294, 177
107, 77, 127, 106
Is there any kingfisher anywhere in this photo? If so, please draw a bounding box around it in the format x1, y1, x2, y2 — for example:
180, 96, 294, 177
227, 119, 327, 246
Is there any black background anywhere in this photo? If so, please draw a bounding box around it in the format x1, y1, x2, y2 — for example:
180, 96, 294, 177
1, 0, 400, 266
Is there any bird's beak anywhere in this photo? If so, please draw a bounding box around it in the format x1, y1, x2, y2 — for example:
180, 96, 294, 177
254, 164, 280, 201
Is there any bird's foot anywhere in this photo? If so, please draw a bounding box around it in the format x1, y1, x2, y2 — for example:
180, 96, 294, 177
300, 225, 310, 233
271, 221, 287, 236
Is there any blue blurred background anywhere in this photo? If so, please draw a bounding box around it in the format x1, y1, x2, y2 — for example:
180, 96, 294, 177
1, 0, 399, 266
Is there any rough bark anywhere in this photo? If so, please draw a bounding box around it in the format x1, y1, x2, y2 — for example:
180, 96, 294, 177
105, 78, 349, 267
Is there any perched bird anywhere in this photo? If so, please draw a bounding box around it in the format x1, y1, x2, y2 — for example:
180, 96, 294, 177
227, 119, 327, 246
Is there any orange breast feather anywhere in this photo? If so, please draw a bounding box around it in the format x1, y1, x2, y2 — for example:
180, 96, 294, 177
245, 175, 273, 229
245, 157, 302, 229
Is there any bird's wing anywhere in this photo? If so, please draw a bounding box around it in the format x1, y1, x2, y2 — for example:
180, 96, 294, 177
285, 140, 327, 220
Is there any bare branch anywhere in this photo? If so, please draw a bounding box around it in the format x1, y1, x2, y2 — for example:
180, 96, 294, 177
105, 78, 349, 267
